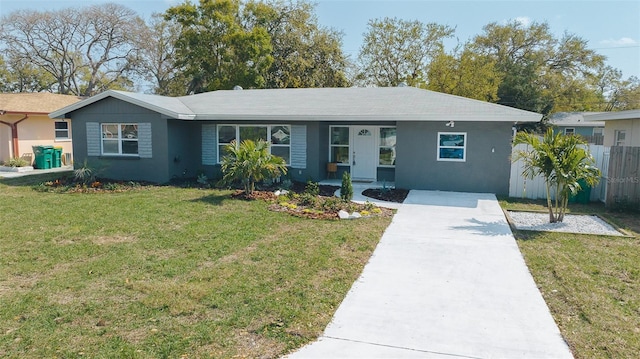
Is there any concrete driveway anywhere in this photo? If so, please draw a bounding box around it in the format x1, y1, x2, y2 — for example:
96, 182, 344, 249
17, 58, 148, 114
287, 190, 573, 358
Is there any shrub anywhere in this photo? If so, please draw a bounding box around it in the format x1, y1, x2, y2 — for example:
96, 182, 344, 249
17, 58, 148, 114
340, 171, 353, 201
299, 192, 317, 207
305, 180, 320, 197
74, 160, 95, 185
3, 157, 29, 167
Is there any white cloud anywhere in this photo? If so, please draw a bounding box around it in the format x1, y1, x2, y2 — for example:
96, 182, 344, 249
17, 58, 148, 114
514, 16, 532, 27
502, 16, 532, 27
600, 37, 638, 46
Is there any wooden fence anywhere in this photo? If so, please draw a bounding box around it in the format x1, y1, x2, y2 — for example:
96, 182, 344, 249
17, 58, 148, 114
509, 144, 609, 202
605, 146, 640, 208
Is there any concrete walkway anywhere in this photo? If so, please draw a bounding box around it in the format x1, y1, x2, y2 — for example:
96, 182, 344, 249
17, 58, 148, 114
0, 165, 72, 179
287, 190, 573, 358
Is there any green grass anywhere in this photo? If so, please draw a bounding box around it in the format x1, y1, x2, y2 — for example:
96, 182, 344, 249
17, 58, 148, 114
0, 174, 391, 358
500, 197, 640, 359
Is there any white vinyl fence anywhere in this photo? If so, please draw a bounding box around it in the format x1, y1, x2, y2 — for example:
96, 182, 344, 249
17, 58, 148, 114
509, 144, 609, 202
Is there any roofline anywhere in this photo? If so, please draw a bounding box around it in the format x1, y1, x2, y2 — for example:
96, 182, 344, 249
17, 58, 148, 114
1, 110, 50, 115
194, 114, 541, 122
49, 90, 197, 120
583, 110, 640, 121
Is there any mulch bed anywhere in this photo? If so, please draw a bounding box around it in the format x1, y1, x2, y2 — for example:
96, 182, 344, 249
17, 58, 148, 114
362, 188, 409, 203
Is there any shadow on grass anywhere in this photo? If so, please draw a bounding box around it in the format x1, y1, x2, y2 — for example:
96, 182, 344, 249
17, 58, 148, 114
0, 172, 72, 187
190, 192, 230, 206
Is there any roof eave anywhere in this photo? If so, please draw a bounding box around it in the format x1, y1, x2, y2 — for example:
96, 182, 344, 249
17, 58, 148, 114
193, 114, 542, 122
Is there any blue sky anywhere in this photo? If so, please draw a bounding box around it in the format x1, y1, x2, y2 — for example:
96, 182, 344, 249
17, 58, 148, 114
1, 0, 639, 80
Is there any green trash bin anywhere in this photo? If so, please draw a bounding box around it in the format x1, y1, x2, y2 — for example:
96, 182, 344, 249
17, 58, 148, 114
52, 147, 63, 168
32, 145, 54, 169
575, 179, 592, 204
569, 179, 592, 204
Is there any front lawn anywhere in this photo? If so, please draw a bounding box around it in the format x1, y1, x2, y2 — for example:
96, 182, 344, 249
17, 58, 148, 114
500, 198, 640, 359
0, 174, 391, 358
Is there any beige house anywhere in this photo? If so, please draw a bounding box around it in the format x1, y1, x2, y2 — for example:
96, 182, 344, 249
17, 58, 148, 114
585, 109, 640, 147
0, 93, 82, 164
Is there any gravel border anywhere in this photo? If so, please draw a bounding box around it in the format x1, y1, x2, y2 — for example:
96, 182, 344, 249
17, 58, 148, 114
507, 211, 624, 236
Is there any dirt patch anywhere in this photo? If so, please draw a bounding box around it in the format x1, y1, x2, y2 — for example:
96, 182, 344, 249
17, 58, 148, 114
93, 235, 137, 245
362, 188, 409, 203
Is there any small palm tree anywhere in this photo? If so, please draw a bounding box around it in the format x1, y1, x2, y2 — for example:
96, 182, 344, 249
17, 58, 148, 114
513, 129, 600, 223
220, 139, 288, 195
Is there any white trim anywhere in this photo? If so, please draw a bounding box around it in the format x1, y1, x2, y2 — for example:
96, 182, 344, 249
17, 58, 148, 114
101, 123, 139, 157
54, 120, 71, 140
437, 132, 467, 162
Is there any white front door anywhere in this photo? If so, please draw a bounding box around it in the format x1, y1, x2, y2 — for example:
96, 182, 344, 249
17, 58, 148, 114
351, 126, 377, 181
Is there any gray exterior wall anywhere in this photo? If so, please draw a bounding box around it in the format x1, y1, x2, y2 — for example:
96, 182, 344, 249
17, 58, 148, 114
395, 121, 514, 195
69, 97, 171, 183
168, 120, 201, 181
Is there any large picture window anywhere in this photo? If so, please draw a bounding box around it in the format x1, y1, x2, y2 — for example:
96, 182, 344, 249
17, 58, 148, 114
379, 127, 396, 166
329, 126, 349, 164
101, 123, 138, 156
217, 125, 290, 164
437, 132, 466, 161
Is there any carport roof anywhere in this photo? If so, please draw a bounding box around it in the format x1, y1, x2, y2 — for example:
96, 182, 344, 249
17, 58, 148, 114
50, 86, 542, 122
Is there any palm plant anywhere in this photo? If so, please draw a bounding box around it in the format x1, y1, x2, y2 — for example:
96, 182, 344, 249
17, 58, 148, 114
219, 139, 288, 195
513, 129, 601, 223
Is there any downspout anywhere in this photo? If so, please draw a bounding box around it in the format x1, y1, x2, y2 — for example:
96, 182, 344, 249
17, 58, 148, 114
0, 111, 29, 158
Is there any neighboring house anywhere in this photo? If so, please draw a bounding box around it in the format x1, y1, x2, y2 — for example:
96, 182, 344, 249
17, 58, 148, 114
50, 87, 541, 195
0, 93, 82, 164
584, 109, 640, 147
547, 112, 605, 144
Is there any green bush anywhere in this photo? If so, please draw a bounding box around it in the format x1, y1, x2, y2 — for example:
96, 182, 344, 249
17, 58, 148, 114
304, 180, 319, 197
340, 171, 353, 201
3, 157, 29, 167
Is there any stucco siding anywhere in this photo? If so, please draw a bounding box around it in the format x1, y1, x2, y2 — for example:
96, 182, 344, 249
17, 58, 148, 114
395, 121, 513, 195
604, 119, 640, 147
70, 97, 170, 183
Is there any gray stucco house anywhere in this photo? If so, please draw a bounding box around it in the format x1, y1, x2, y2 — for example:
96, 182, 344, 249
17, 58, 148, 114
50, 86, 541, 195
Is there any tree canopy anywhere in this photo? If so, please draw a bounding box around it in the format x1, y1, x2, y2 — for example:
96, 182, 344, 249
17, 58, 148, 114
0, 4, 144, 96
357, 17, 455, 87
0, 1, 637, 113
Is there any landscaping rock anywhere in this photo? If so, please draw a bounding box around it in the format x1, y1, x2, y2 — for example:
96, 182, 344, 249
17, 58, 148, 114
350, 212, 362, 219
338, 210, 350, 219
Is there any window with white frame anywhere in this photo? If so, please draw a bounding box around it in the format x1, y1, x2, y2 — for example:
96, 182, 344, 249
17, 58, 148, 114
437, 132, 466, 161
564, 128, 575, 135
379, 127, 396, 166
615, 130, 626, 146
55, 120, 70, 140
217, 125, 290, 163
101, 123, 138, 155
593, 127, 603, 136
329, 126, 349, 164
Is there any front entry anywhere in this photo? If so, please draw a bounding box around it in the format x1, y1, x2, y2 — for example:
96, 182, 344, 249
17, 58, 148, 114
351, 126, 376, 181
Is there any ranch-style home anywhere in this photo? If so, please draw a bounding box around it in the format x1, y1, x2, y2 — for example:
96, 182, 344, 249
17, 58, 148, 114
50, 86, 541, 195
1, 92, 81, 165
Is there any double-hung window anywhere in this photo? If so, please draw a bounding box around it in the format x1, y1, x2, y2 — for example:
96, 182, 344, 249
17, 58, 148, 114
55, 120, 70, 140
329, 126, 349, 164
437, 132, 466, 161
101, 123, 138, 156
217, 125, 290, 164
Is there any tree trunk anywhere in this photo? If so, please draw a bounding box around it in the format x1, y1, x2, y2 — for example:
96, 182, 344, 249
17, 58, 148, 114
546, 182, 556, 223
